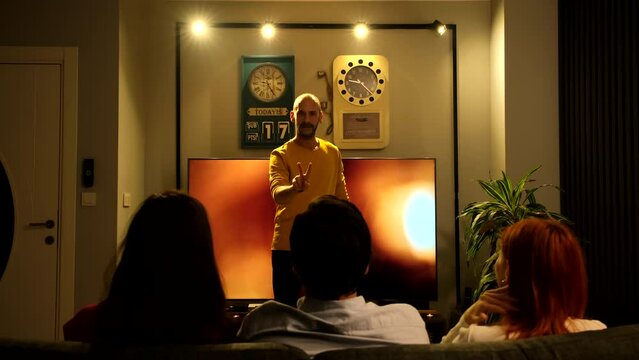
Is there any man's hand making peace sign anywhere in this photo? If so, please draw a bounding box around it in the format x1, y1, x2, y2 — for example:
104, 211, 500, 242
292, 162, 312, 192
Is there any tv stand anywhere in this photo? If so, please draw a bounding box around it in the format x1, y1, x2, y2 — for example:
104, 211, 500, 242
419, 310, 446, 343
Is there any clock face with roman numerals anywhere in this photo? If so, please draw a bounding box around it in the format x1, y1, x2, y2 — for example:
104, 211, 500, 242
248, 64, 287, 103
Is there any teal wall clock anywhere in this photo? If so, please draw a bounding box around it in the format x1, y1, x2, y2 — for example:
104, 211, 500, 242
241, 55, 295, 148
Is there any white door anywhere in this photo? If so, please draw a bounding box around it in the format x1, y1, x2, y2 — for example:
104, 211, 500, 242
0, 63, 62, 340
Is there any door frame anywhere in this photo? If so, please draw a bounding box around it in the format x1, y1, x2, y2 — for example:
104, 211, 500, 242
0, 46, 78, 339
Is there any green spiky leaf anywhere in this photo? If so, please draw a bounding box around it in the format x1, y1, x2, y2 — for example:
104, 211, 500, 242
459, 166, 570, 304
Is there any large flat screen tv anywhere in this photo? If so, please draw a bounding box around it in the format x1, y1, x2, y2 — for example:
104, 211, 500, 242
188, 157, 437, 308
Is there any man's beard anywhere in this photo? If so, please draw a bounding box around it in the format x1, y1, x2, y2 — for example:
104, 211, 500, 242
297, 123, 317, 138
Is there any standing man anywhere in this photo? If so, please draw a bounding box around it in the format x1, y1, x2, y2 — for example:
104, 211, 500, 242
269, 93, 348, 306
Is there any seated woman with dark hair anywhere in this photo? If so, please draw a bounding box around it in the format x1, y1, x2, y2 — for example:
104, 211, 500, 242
443, 217, 606, 343
64, 190, 232, 344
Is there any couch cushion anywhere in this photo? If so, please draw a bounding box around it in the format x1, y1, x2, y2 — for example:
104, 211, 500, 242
0, 339, 91, 360
0, 339, 309, 360
313, 324, 639, 360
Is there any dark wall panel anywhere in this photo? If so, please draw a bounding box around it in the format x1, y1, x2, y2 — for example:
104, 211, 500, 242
559, 0, 639, 326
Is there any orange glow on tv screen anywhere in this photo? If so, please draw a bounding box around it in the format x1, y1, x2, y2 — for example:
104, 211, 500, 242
188, 158, 437, 305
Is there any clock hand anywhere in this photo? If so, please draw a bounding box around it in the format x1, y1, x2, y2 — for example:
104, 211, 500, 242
359, 82, 373, 95
348, 79, 373, 95
266, 82, 277, 96
262, 80, 277, 96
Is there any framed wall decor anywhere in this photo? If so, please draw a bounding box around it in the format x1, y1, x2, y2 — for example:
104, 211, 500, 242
332, 54, 390, 149
241, 55, 295, 148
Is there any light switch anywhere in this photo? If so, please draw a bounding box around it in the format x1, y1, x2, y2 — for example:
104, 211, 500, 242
81, 192, 97, 207
123, 192, 132, 208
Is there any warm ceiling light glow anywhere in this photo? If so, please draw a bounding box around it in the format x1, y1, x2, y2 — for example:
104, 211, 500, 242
261, 23, 276, 39
433, 20, 447, 36
437, 24, 447, 36
354, 23, 369, 39
191, 20, 208, 36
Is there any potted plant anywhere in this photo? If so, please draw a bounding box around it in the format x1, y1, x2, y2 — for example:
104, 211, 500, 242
459, 165, 570, 301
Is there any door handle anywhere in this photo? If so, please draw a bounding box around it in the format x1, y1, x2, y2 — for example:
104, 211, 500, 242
28, 220, 55, 229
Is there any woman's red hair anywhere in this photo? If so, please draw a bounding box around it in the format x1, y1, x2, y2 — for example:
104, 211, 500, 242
500, 218, 588, 338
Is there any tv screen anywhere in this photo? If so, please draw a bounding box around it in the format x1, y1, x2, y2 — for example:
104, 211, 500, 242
188, 158, 437, 307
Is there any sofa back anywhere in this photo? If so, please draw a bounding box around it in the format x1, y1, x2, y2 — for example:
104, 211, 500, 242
2, 324, 638, 360
0, 340, 309, 360
314, 324, 639, 360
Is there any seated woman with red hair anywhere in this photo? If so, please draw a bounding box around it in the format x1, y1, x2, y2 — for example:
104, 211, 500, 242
443, 217, 605, 343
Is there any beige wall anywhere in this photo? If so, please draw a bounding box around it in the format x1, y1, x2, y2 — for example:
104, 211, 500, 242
490, 0, 560, 210
118, 0, 150, 249
490, 0, 506, 175
503, 0, 560, 211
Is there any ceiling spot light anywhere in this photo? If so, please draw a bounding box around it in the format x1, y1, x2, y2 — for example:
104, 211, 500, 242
261, 23, 276, 39
191, 20, 208, 36
354, 23, 369, 39
433, 20, 447, 36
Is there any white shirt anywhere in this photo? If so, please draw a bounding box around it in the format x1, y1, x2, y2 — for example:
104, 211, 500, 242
442, 317, 607, 343
237, 296, 430, 356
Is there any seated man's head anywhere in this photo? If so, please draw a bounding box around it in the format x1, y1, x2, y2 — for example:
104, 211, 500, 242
290, 195, 371, 300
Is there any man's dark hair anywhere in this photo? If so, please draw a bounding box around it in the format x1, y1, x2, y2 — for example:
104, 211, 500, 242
290, 195, 372, 299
